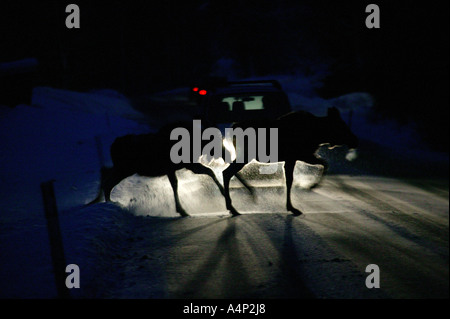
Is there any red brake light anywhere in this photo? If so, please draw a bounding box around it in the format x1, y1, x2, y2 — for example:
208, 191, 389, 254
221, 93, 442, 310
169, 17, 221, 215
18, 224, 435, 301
199, 89, 207, 95
192, 87, 199, 92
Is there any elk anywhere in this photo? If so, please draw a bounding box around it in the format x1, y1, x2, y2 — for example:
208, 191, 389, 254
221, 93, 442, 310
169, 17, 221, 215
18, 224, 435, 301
89, 121, 250, 217
222, 107, 359, 216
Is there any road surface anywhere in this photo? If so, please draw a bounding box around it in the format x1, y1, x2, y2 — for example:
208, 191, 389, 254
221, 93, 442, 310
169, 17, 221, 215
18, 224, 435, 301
97, 169, 448, 299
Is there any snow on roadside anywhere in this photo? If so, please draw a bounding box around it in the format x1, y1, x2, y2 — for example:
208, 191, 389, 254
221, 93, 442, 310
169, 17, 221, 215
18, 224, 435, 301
32, 87, 149, 122
243, 74, 447, 160
0, 87, 151, 298
0, 88, 151, 217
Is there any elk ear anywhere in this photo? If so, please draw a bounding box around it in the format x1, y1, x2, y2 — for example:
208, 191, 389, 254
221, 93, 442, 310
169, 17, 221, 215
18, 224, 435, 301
327, 107, 341, 119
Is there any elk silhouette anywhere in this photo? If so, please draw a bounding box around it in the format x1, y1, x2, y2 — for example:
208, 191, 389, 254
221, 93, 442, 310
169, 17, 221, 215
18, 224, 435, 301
222, 107, 358, 216
89, 121, 250, 217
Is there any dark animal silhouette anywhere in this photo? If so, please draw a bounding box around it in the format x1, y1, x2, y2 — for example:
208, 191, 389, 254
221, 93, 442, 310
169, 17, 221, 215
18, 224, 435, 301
222, 107, 358, 216
89, 121, 250, 217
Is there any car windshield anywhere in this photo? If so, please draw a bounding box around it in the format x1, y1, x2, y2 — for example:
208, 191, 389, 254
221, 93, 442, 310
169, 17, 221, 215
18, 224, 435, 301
221, 95, 264, 111
206, 92, 290, 123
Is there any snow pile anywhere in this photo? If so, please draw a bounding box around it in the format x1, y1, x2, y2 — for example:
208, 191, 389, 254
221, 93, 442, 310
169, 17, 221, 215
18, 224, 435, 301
111, 175, 180, 218
241, 74, 440, 154
32, 87, 148, 122
0, 100, 150, 211
0, 88, 150, 298
0, 58, 39, 76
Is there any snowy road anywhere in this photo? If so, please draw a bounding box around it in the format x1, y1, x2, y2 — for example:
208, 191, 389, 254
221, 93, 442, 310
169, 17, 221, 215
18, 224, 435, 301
92, 173, 448, 299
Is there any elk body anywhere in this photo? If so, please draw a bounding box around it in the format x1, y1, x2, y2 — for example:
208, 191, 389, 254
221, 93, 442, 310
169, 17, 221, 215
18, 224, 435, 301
89, 122, 227, 217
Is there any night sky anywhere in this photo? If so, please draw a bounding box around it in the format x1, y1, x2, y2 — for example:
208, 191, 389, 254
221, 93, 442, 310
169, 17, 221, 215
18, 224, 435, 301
1, 0, 449, 150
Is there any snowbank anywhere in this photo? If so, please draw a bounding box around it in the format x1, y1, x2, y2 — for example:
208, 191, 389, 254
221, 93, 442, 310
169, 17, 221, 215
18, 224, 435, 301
0, 87, 151, 298
32, 87, 148, 122
0, 58, 39, 76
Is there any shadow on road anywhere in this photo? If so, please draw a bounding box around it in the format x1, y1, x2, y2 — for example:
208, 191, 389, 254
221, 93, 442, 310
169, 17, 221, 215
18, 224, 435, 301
330, 176, 448, 255
162, 214, 318, 299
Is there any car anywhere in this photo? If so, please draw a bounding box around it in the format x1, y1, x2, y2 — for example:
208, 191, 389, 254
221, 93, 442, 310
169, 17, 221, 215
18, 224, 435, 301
198, 80, 292, 133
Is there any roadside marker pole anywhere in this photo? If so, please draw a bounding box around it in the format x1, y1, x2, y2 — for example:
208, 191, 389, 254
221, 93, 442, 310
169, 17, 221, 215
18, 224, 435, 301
41, 180, 71, 299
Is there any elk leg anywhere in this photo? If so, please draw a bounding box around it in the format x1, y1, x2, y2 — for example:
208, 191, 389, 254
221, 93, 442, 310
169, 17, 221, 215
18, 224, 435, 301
222, 162, 246, 216
234, 172, 255, 197
103, 166, 137, 203
101, 167, 118, 202
285, 160, 302, 215
167, 170, 189, 217
88, 166, 127, 204
187, 163, 225, 197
